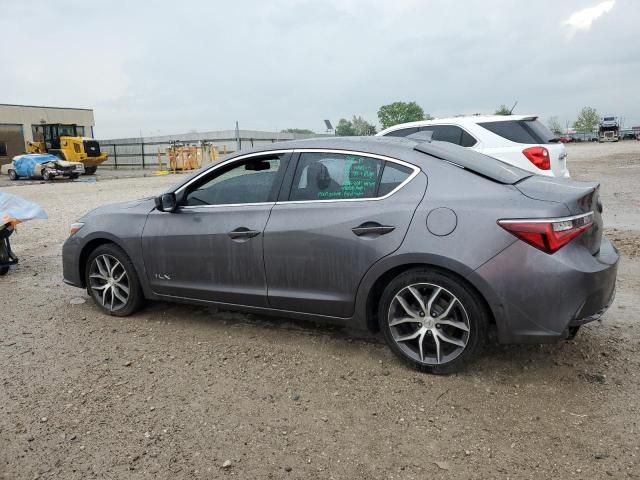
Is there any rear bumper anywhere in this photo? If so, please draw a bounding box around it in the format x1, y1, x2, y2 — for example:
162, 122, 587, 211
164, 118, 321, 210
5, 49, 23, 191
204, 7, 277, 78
569, 286, 615, 327
474, 235, 619, 344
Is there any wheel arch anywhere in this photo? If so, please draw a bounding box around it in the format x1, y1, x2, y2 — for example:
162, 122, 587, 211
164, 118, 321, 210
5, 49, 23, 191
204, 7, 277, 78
357, 254, 501, 335
77, 236, 130, 288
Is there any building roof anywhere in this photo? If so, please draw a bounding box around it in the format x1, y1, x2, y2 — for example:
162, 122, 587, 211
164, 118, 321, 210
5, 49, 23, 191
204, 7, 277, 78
0, 103, 93, 112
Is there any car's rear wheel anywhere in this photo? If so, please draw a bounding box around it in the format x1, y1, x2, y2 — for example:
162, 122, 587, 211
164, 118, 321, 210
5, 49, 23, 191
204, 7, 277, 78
85, 244, 143, 316
8, 169, 18, 181
378, 268, 487, 374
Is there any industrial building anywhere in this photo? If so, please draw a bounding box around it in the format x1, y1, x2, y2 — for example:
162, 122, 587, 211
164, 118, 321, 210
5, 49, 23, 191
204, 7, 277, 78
0, 103, 96, 166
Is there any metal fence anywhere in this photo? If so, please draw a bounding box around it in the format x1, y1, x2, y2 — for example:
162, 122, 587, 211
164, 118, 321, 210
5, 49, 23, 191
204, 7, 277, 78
98, 136, 292, 169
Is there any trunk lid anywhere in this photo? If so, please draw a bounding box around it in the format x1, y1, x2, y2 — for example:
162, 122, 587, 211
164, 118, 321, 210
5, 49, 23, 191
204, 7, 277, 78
515, 176, 603, 255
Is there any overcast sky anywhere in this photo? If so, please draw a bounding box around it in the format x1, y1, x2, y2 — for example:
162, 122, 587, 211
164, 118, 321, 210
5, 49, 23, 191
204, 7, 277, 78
1, 0, 638, 138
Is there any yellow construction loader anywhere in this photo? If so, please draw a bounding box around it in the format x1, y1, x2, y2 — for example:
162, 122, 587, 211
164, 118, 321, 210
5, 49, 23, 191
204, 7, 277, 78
26, 123, 108, 174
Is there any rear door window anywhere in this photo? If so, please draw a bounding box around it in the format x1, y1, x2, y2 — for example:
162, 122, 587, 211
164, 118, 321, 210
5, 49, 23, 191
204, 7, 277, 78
385, 127, 419, 137
418, 125, 477, 147
478, 119, 556, 144
290, 153, 383, 201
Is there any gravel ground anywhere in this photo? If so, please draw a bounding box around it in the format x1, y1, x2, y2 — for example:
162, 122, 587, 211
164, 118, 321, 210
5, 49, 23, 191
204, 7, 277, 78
1, 141, 639, 479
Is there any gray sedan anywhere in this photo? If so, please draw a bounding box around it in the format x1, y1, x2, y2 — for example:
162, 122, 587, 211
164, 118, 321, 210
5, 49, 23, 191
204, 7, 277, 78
62, 137, 618, 374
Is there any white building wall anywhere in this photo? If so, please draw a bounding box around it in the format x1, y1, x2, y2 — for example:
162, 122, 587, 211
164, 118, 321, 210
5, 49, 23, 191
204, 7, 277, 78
0, 104, 95, 143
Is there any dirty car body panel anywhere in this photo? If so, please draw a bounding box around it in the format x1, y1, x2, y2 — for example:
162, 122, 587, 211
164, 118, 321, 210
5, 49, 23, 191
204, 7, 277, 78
62, 136, 619, 346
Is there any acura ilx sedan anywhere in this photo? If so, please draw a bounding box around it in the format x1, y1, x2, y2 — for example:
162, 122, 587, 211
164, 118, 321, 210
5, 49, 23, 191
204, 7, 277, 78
62, 137, 618, 374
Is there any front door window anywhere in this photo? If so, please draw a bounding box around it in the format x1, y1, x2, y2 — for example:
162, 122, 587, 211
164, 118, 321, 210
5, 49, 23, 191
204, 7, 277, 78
184, 156, 285, 206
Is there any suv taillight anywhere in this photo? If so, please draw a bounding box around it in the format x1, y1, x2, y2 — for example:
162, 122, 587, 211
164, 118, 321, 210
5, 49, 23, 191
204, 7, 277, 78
522, 146, 550, 170
498, 213, 594, 254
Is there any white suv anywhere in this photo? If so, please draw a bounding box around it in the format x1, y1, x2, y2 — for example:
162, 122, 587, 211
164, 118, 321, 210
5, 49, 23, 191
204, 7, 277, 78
377, 115, 569, 177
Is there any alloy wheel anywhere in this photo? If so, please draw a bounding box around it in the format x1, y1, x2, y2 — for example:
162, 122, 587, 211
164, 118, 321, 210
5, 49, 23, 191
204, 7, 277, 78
388, 283, 470, 365
89, 254, 130, 312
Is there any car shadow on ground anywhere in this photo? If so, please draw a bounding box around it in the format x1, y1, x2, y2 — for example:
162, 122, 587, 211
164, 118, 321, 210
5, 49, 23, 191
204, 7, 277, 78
119, 299, 615, 379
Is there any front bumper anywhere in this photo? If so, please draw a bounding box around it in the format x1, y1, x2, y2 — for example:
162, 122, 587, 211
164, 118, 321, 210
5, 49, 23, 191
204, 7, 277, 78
62, 236, 83, 288
474, 235, 619, 344
82, 153, 108, 168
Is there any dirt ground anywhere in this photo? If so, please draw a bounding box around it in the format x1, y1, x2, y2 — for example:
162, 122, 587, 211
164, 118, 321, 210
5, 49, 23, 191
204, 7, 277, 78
1, 141, 639, 479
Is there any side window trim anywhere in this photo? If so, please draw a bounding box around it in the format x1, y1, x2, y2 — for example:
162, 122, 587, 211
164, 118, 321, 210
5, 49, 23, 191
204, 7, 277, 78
177, 151, 292, 208
373, 161, 387, 197
277, 149, 420, 205
276, 152, 300, 202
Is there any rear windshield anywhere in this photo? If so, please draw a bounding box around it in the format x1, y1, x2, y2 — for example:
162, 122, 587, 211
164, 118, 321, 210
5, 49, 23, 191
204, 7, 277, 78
478, 119, 556, 144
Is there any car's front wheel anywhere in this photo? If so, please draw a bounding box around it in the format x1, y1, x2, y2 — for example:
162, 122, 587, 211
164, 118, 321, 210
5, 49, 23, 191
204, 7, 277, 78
379, 268, 487, 374
85, 244, 143, 316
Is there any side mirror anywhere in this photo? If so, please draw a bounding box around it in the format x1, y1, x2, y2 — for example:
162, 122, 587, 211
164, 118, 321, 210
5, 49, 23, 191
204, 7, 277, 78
155, 192, 177, 212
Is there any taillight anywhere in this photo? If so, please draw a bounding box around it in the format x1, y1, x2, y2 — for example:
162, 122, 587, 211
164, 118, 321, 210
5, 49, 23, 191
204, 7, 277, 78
498, 212, 594, 254
522, 146, 550, 170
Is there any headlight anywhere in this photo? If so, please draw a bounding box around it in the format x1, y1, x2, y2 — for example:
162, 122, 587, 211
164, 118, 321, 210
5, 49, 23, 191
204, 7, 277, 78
69, 222, 85, 237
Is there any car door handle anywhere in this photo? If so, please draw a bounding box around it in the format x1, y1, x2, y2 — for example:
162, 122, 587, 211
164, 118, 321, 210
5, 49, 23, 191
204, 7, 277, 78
351, 223, 395, 237
228, 228, 261, 240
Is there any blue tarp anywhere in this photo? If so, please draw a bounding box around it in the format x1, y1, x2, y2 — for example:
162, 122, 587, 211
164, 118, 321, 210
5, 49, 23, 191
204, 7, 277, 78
0, 191, 47, 225
12, 154, 60, 177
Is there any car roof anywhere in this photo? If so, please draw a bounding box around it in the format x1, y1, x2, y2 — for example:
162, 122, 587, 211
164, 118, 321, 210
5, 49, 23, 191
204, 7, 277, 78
229, 135, 423, 159
218, 136, 531, 185
377, 114, 539, 134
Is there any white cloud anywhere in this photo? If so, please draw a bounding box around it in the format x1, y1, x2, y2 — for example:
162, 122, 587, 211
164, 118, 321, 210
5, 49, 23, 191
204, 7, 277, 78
564, 1, 615, 31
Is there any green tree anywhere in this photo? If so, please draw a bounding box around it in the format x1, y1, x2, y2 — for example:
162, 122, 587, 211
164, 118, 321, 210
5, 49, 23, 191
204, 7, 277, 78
573, 107, 599, 133
547, 116, 564, 136
351, 115, 377, 135
335, 118, 356, 136
377, 101, 426, 129
494, 104, 512, 115
281, 128, 314, 134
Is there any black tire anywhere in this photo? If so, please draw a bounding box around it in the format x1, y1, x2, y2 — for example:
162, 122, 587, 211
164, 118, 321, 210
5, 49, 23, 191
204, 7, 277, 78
8, 169, 18, 181
378, 268, 488, 375
85, 243, 144, 316
84, 166, 97, 175
0, 242, 10, 276
69, 173, 79, 180
42, 169, 54, 181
